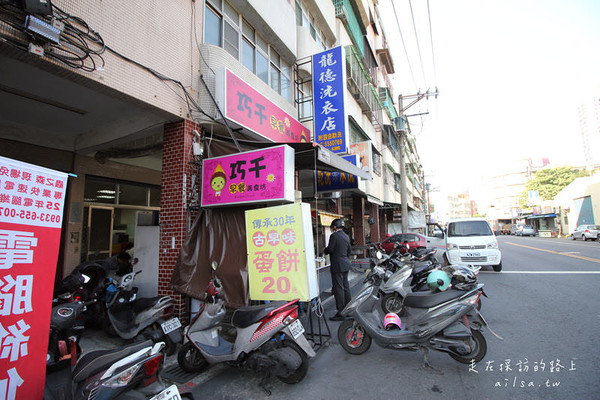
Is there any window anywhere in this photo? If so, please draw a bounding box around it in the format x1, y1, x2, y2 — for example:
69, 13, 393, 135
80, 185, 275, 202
256, 34, 269, 83
448, 221, 493, 237
372, 149, 381, 176
223, 20, 238, 58
281, 60, 292, 102
204, 0, 293, 102
241, 20, 256, 72
84, 177, 159, 207
204, 5, 222, 46
270, 50, 280, 94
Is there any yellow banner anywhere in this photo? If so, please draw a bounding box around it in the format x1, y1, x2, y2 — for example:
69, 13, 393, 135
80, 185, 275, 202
245, 203, 310, 301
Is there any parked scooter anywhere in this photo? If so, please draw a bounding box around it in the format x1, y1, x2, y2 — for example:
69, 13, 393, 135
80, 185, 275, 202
178, 261, 315, 386
104, 267, 182, 355
44, 339, 174, 400
47, 297, 94, 372
378, 244, 439, 314
378, 243, 484, 314
45, 284, 178, 399
337, 251, 490, 366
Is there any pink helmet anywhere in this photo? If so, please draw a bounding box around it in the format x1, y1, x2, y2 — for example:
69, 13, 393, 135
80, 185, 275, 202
384, 313, 402, 330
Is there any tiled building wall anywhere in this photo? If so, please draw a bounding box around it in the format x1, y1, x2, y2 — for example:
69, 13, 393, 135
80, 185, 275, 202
159, 119, 201, 315
50, 0, 200, 119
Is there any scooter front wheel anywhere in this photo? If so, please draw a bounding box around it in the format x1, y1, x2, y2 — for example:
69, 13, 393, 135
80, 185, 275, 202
177, 341, 209, 373
449, 329, 487, 364
338, 319, 371, 355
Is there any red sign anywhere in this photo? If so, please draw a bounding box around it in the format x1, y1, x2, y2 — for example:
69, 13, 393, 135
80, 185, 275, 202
0, 156, 68, 399
216, 68, 311, 143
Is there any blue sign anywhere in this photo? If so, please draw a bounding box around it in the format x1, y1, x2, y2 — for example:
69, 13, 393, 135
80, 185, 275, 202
312, 46, 347, 153
315, 155, 358, 191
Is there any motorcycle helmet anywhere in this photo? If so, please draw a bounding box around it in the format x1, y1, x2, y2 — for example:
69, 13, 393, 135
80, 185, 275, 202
384, 313, 402, 330
451, 265, 478, 290
427, 270, 450, 291
331, 218, 344, 230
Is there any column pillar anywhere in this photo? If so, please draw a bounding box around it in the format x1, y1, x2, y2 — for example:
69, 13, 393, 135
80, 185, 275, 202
352, 195, 365, 248
159, 119, 200, 317
369, 203, 380, 244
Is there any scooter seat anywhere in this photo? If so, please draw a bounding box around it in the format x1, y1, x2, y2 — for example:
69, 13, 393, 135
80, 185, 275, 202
133, 296, 162, 313
412, 261, 434, 276
403, 289, 465, 309
232, 301, 287, 328
72, 340, 152, 383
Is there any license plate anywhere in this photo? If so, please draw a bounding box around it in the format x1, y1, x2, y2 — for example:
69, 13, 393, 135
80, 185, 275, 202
289, 319, 304, 340
466, 252, 480, 257
161, 317, 181, 334
150, 385, 181, 400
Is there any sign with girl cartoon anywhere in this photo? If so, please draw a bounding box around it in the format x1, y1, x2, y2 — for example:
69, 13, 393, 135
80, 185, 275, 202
201, 145, 295, 207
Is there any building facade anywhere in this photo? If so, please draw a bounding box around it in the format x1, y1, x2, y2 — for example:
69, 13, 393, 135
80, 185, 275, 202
0, 0, 424, 313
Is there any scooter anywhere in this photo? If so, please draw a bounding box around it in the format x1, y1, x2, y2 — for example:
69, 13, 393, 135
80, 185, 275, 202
177, 261, 316, 386
45, 293, 177, 399
337, 252, 490, 366
44, 339, 174, 400
104, 268, 182, 355
378, 244, 439, 314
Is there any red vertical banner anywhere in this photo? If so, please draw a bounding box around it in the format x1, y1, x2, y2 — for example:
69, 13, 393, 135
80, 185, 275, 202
0, 156, 68, 400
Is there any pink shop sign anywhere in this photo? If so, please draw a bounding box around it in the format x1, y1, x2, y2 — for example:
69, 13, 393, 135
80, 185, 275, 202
201, 145, 295, 207
215, 68, 311, 143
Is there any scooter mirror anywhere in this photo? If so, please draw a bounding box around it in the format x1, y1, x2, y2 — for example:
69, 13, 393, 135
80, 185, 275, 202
211, 261, 218, 271
132, 258, 139, 265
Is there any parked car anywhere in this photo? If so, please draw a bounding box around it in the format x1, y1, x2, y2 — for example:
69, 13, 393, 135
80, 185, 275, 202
381, 233, 427, 254
510, 224, 524, 235
517, 225, 536, 236
571, 225, 600, 241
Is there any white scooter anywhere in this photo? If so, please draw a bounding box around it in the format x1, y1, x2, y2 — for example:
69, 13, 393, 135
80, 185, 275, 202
104, 268, 182, 355
177, 261, 315, 387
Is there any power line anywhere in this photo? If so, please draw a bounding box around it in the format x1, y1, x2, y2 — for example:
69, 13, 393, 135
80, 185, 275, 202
426, 0, 438, 86
408, 0, 427, 87
390, 0, 418, 91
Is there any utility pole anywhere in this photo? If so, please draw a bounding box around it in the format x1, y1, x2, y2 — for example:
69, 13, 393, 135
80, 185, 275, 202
397, 96, 409, 233
397, 88, 439, 233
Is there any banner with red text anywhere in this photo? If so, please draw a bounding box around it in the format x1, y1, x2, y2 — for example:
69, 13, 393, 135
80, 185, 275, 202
0, 156, 68, 400
245, 203, 318, 301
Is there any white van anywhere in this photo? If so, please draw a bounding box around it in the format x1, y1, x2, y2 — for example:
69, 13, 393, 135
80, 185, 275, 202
427, 217, 502, 272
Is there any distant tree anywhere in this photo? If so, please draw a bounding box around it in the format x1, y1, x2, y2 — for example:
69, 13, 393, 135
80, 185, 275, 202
520, 166, 587, 207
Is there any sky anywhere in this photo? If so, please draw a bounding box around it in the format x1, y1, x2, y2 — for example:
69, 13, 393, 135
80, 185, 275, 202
378, 0, 600, 209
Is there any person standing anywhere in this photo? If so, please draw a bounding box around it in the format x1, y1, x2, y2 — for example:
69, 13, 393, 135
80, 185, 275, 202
324, 218, 352, 321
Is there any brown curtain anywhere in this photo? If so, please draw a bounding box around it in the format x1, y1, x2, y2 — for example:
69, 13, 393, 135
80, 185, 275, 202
170, 201, 249, 308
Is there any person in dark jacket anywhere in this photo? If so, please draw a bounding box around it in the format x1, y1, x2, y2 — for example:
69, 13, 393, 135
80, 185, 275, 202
324, 218, 352, 321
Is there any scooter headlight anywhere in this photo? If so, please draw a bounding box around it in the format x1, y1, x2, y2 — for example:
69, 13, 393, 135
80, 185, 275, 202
103, 364, 141, 387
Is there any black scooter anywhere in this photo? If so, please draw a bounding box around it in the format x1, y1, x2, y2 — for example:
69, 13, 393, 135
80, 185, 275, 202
45, 298, 176, 399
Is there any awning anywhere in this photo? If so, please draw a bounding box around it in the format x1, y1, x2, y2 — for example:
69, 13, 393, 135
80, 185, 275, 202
204, 135, 371, 180
527, 213, 557, 219
292, 142, 371, 180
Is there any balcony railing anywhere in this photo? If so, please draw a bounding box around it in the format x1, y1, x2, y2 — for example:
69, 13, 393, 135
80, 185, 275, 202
345, 45, 383, 125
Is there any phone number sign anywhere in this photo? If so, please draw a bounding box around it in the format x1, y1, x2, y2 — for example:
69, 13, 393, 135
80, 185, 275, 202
245, 203, 318, 301
0, 156, 68, 399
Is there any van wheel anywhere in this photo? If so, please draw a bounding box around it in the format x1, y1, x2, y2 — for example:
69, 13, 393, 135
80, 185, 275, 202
493, 262, 502, 272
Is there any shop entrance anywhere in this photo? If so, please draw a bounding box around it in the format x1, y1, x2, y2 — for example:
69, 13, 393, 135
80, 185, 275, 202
86, 206, 114, 261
